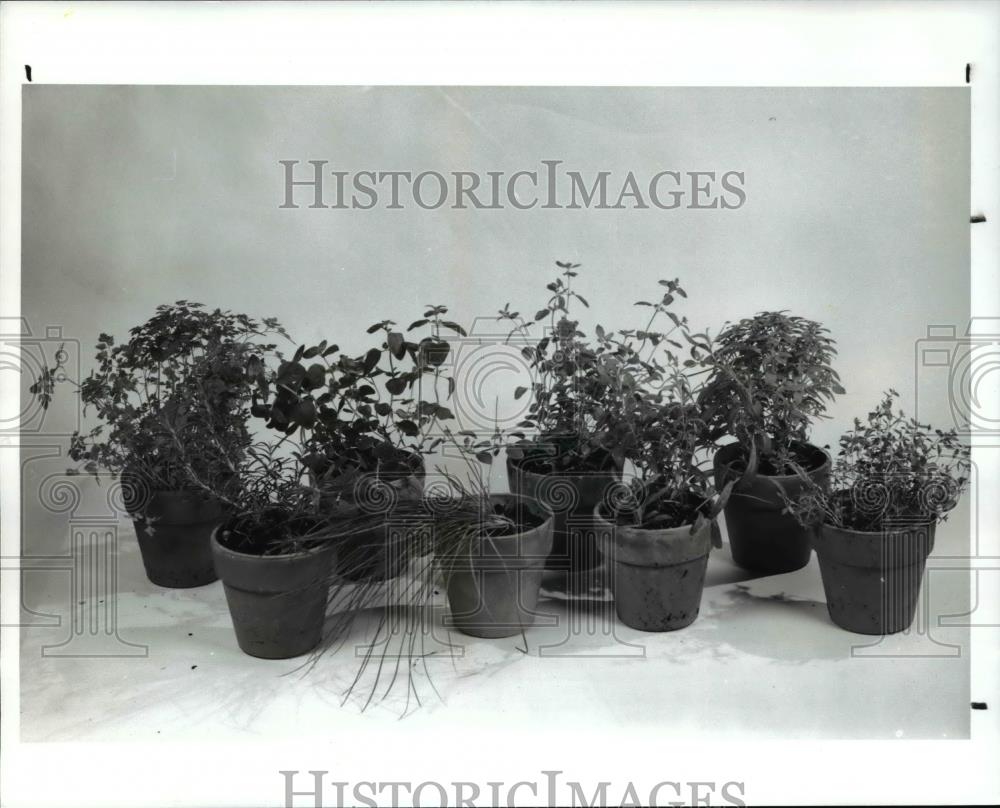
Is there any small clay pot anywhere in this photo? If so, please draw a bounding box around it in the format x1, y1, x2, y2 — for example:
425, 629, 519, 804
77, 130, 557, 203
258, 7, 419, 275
506, 452, 619, 575
445, 495, 554, 639
316, 456, 425, 582
812, 521, 935, 635
211, 527, 336, 659
595, 505, 713, 631
713, 441, 830, 574
131, 491, 223, 588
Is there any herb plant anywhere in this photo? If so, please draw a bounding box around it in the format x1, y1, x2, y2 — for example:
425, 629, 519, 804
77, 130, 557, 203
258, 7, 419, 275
251, 306, 461, 506
32, 302, 286, 502
695, 310, 844, 474
784, 391, 970, 532
586, 281, 731, 532
489, 262, 614, 472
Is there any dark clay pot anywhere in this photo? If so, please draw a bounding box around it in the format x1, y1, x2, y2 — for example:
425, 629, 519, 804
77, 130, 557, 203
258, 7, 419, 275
812, 521, 935, 635
713, 441, 830, 574
130, 491, 223, 588
595, 506, 713, 631
506, 453, 619, 575
445, 495, 554, 639
317, 457, 425, 583
211, 528, 336, 659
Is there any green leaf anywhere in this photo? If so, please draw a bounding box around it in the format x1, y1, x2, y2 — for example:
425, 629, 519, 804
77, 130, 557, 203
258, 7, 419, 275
387, 332, 406, 360
398, 419, 420, 437
303, 363, 326, 390
362, 348, 381, 373
385, 376, 408, 395
440, 320, 468, 337
292, 398, 316, 428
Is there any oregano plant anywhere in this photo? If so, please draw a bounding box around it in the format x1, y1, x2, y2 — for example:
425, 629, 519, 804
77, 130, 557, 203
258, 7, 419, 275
32, 301, 286, 499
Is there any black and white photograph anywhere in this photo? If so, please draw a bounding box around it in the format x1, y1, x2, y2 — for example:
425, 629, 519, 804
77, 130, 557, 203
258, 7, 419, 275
1, 3, 998, 807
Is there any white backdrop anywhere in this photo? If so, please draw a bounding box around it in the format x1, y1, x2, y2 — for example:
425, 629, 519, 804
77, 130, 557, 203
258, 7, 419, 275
21, 86, 969, 479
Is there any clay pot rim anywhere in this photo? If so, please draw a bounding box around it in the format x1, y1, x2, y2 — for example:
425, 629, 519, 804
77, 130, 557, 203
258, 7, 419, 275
506, 442, 620, 475
210, 524, 333, 563
593, 505, 713, 568
469, 493, 555, 540
592, 501, 706, 538
819, 519, 936, 539
714, 439, 831, 483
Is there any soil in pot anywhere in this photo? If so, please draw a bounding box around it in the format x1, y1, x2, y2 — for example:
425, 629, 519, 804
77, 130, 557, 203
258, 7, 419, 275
211, 513, 336, 659
595, 498, 713, 631
506, 446, 620, 579
713, 441, 830, 574
444, 495, 554, 639
812, 519, 935, 635
128, 490, 223, 588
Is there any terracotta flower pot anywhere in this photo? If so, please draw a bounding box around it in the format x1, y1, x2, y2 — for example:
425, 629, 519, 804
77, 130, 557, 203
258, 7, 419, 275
130, 491, 223, 588
594, 505, 713, 631
444, 495, 554, 639
316, 455, 425, 582
713, 441, 830, 574
812, 521, 935, 635
211, 527, 336, 659
506, 452, 619, 575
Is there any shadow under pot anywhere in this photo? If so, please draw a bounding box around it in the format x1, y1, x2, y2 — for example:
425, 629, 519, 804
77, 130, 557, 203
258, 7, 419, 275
812, 519, 935, 635
506, 450, 620, 577
318, 455, 426, 583
211, 524, 336, 659
127, 489, 223, 588
713, 441, 830, 574
444, 495, 554, 639
594, 504, 714, 631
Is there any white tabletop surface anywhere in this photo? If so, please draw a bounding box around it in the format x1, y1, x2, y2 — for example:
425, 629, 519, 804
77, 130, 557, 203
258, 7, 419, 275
19, 505, 973, 743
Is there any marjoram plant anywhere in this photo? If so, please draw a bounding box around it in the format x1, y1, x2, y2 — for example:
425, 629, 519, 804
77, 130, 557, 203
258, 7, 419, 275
694, 310, 844, 473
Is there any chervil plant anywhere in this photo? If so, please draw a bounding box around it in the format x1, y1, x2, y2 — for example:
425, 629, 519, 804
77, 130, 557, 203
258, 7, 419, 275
695, 310, 844, 473
785, 390, 970, 532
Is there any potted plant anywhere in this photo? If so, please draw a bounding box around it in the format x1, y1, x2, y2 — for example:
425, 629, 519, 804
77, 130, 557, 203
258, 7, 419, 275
31, 302, 284, 588
206, 445, 339, 660
783, 391, 970, 634
695, 311, 843, 573
434, 478, 555, 639
588, 288, 731, 631
253, 308, 459, 582
473, 263, 621, 581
